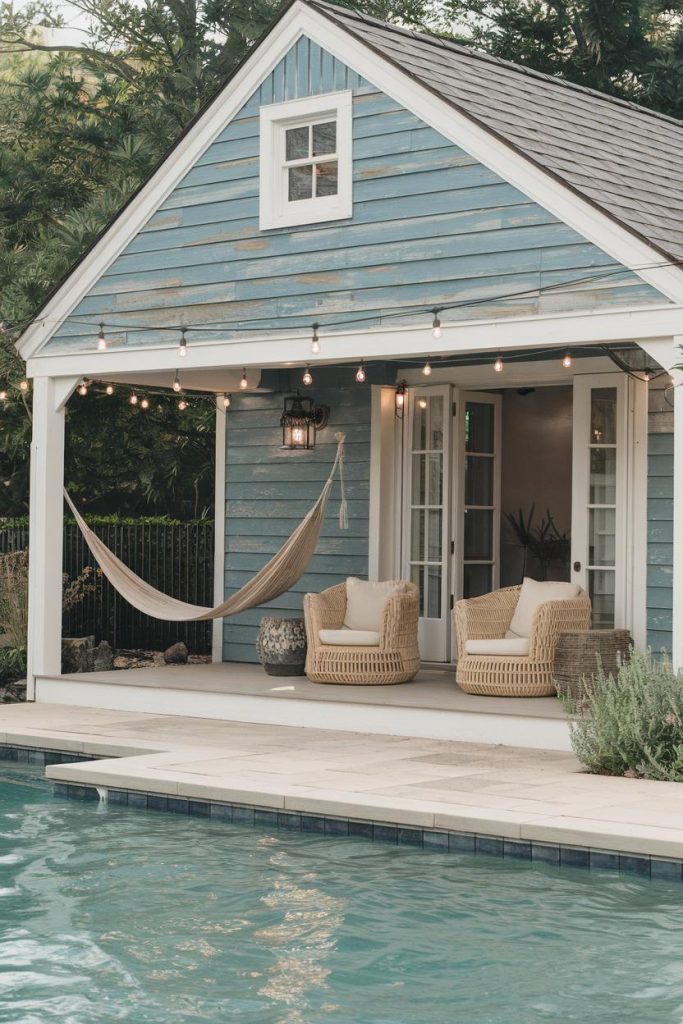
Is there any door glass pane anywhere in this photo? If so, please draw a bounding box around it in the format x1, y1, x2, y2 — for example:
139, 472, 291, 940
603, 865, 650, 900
427, 454, 443, 504
288, 165, 312, 201
427, 509, 442, 560
312, 121, 336, 155
286, 125, 309, 160
314, 161, 338, 197
464, 509, 493, 560
465, 402, 494, 453
408, 394, 445, 623
589, 508, 616, 566
590, 388, 617, 445
429, 397, 444, 450
589, 569, 615, 629
465, 456, 493, 506
590, 448, 616, 504
413, 401, 427, 450
464, 563, 492, 599
410, 565, 424, 616
427, 566, 442, 617
411, 454, 425, 504
411, 509, 425, 561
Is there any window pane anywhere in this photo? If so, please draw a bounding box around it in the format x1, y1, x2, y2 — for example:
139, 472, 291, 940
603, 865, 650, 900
589, 569, 615, 629
590, 388, 617, 445
589, 508, 616, 566
288, 165, 313, 201
428, 396, 443, 451
427, 509, 442, 560
590, 448, 616, 505
312, 120, 336, 155
413, 400, 427, 450
465, 455, 493, 506
427, 454, 443, 505
314, 160, 338, 197
410, 564, 425, 616
411, 509, 426, 561
463, 563, 492, 599
411, 454, 426, 504
285, 125, 309, 161
465, 402, 494, 453
426, 566, 441, 618
464, 509, 493, 560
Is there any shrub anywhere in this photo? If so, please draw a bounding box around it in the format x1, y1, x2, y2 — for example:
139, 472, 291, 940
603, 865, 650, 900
0, 550, 29, 650
562, 648, 683, 782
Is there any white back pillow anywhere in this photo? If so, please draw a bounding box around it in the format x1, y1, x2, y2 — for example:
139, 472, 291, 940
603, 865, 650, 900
344, 577, 400, 632
509, 577, 580, 638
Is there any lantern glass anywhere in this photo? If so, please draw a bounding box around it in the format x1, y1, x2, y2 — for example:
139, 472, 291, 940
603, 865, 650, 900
281, 393, 316, 450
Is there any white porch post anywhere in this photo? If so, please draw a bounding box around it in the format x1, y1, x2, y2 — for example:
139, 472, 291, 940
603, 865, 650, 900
26, 377, 75, 697
212, 399, 227, 662
673, 357, 683, 671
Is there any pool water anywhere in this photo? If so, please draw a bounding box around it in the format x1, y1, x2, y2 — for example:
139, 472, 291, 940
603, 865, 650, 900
1, 763, 682, 1023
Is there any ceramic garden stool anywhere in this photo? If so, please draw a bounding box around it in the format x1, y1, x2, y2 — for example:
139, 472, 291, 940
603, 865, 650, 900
553, 628, 633, 698
256, 617, 307, 676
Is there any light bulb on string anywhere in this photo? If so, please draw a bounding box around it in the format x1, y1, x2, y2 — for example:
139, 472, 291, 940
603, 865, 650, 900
97, 322, 107, 351
172, 371, 182, 393
178, 329, 188, 358
105, 384, 114, 396
431, 310, 442, 340
19, 380, 28, 393
493, 354, 504, 373
643, 369, 652, 382
178, 399, 188, 411
422, 357, 432, 377
130, 391, 139, 406
222, 393, 231, 409
77, 379, 88, 396
240, 369, 248, 390
0, 391, 7, 402
140, 397, 150, 410
562, 351, 572, 369
355, 361, 366, 383
302, 365, 313, 387
418, 397, 427, 410
311, 324, 320, 355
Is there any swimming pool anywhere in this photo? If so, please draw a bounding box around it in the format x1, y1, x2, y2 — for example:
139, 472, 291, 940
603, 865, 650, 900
2, 761, 682, 1023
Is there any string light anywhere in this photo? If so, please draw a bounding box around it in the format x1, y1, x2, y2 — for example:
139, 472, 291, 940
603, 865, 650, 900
240, 368, 248, 390
140, 397, 150, 409
222, 393, 231, 409
105, 383, 114, 395
418, 397, 427, 410
643, 369, 652, 382
431, 310, 442, 340
0, 391, 7, 402
178, 399, 188, 411
302, 365, 313, 387
129, 391, 139, 406
562, 351, 572, 368
311, 324, 320, 354
77, 379, 88, 396
494, 354, 504, 373
97, 322, 107, 351
355, 361, 366, 383
422, 357, 432, 377
0, 322, 5, 333
178, 328, 188, 358
19, 380, 28, 392
172, 371, 182, 393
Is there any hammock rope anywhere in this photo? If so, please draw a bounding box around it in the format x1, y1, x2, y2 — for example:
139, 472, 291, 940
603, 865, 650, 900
65, 432, 348, 622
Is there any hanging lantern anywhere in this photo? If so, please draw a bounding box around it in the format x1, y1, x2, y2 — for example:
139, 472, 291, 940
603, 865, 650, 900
394, 380, 407, 419
280, 392, 329, 450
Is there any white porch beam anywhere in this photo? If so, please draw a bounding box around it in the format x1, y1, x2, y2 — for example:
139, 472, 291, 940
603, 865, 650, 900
25, 304, 683, 381
26, 377, 76, 697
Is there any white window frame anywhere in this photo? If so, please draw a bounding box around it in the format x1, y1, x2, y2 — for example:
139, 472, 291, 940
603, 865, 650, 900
259, 91, 353, 230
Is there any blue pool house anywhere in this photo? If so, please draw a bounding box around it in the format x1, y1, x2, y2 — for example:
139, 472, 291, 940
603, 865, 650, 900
17, 0, 683, 740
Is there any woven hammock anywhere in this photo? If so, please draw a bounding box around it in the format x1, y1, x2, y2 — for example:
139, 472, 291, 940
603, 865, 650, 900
64, 433, 348, 622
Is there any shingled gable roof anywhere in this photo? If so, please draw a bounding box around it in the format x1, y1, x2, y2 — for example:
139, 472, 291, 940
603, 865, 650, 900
313, 0, 683, 265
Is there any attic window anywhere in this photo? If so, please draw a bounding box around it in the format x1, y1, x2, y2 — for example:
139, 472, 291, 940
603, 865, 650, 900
259, 91, 353, 230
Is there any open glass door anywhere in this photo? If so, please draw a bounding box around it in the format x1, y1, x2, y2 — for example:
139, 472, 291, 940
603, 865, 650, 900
571, 373, 627, 627
402, 386, 451, 662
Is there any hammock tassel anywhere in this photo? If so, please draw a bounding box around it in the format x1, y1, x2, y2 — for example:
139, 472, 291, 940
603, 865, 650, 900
334, 432, 349, 531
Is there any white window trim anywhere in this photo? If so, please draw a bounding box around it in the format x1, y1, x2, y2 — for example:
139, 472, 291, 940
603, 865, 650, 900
259, 90, 353, 230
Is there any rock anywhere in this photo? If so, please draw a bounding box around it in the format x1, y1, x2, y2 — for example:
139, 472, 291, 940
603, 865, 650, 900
92, 640, 114, 671
62, 636, 96, 673
164, 642, 189, 664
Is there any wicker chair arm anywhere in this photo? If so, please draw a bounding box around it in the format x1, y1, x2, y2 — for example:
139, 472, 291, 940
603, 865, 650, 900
453, 587, 519, 659
528, 593, 592, 659
379, 585, 419, 651
303, 583, 347, 651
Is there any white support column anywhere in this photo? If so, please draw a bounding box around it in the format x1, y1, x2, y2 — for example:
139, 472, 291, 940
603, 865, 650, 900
212, 399, 227, 663
672, 352, 683, 671
26, 377, 75, 698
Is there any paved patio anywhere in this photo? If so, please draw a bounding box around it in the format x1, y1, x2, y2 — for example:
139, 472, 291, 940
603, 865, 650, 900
2, 701, 682, 859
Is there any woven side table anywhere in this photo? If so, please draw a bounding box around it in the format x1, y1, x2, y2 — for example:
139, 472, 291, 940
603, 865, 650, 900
553, 629, 632, 698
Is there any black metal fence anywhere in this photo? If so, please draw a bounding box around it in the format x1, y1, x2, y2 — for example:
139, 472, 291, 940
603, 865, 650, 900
0, 521, 214, 654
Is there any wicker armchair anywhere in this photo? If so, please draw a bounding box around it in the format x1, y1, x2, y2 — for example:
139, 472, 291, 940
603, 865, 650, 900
304, 581, 420, 685
454, 584, 591, 697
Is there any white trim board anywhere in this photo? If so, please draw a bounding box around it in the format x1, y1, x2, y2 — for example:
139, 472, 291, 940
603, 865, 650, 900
18, 0, 683, 363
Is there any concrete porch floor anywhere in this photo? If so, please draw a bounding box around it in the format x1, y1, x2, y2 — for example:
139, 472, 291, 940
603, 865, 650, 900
2, 701, 683, 862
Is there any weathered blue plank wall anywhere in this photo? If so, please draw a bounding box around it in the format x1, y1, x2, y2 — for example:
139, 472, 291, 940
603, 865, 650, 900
45, 37, 665, 353
647, 381, 673, 656
222, 368, 376, 663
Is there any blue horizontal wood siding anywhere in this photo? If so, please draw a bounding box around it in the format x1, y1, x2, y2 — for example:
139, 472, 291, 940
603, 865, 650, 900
44, 36, 665, 353
223, 379, 372, 663
647, 384, 674, 656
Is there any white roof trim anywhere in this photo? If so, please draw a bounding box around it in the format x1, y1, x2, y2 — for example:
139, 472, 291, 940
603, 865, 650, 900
18, 0, 683, 362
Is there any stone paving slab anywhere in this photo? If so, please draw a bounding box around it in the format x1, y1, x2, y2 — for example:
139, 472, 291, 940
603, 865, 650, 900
1, 702, 681, 859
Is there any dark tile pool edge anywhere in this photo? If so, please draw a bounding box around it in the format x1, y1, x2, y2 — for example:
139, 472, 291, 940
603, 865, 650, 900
52, 779, 683, 884
0, 744, 98, 767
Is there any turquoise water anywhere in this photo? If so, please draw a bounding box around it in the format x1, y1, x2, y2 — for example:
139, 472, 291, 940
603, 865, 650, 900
1, 763, 682, 1023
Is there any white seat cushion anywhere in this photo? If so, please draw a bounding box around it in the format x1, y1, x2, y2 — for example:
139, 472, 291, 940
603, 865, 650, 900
509, 578, 580, 638
319, 628, 380, 647
465, 638, 530, 656
343, 577, 399, 632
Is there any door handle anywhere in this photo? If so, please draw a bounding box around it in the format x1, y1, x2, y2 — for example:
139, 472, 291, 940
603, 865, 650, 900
573, 561, 581, 572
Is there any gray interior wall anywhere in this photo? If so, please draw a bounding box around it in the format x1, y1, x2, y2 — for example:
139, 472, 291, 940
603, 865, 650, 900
500, 386, 573, 586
